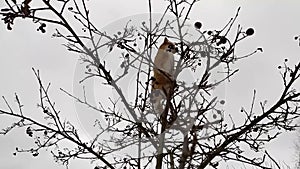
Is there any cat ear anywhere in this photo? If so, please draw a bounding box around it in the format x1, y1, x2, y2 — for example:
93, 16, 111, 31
164, 37, 168, 43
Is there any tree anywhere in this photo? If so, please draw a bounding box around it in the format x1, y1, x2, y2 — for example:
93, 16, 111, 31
0, 0, 300, 168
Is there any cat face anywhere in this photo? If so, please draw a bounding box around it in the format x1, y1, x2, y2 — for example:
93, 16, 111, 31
159, 38, 178, 54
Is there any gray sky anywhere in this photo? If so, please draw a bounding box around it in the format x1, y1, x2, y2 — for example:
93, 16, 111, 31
1, 0, 300, 168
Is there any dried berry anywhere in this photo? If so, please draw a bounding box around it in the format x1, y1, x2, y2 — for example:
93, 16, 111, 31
32, 152, 39, 157
246, 28, 254, 36
220, 100, 225, 105
213, 114, 217, 119
257, 47, 263, 52
194, 21, 202, 29
26, 127, 33, 137
219, 37, 227, 44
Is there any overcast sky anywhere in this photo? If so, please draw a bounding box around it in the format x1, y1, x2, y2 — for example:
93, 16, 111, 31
1, 0, 300, 169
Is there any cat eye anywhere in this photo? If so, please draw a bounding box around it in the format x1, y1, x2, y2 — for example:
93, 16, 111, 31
168, 45, 174, 49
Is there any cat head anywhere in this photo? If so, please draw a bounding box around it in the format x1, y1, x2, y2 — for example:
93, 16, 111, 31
159, 37, 178, 54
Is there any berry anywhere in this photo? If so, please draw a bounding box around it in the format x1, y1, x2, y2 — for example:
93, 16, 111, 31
32, 152, 39, 157
219, 37, 227, 44
257, 47, 263, 52
246, 28, 254, 36
194, 21, 202, 29
7, 24, 12, 30
213, 114, 217, 119
220, 100, 225, 105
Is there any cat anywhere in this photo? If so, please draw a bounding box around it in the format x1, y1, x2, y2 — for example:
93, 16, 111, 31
151, 37, 177, 114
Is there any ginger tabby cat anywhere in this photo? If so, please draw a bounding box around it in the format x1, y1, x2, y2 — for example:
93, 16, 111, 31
151, 38, 177, 114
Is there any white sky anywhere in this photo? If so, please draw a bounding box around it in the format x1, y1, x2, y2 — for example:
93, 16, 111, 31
1, 0, 300, 169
